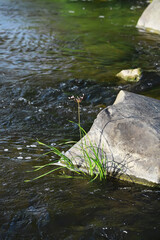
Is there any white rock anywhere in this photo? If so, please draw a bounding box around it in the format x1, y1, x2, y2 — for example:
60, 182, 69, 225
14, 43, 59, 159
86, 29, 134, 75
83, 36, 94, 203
137, 0, 160, 34
116, 68, 141, 82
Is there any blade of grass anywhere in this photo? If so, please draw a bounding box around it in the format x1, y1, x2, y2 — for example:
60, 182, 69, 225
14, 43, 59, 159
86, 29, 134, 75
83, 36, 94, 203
25, 166, 64, 182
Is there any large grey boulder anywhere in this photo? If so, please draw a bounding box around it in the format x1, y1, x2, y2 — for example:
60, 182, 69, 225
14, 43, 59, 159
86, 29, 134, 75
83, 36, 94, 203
137, 0, 160, 34
64, 91, 160, 185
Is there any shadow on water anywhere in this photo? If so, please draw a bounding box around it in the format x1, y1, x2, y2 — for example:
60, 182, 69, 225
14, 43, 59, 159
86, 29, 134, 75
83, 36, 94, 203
0, 0, 160, 239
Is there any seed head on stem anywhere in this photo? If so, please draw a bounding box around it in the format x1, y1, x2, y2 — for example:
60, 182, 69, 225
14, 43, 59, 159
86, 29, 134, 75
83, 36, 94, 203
68, 94, 84, 103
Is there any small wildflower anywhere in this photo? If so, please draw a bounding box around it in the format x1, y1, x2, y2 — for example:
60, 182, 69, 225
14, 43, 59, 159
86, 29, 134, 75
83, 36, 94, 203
68, 94, 84, 103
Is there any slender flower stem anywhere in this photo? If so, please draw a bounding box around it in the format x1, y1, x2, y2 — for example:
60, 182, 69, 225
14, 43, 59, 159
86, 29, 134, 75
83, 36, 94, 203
68, 94, 84, 140
77, 101, 81, 139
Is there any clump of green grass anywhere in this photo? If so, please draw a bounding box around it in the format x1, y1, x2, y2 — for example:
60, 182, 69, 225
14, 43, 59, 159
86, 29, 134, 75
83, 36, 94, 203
24, 132, 109, 183
24, 141, 83, 182
25, 94, 122, 183
71, 125, 108, 182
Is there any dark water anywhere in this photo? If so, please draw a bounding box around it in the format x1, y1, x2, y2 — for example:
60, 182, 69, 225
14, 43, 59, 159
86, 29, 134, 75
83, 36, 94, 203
0, 0, 160, 239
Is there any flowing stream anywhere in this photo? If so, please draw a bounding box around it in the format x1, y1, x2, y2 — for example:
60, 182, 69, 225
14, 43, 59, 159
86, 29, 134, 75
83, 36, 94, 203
0, 0, 160, 239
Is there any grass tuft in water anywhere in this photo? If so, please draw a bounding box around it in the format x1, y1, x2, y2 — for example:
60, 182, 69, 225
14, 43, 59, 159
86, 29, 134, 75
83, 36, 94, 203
24, 140, 83, 182
25, 94, 122, 183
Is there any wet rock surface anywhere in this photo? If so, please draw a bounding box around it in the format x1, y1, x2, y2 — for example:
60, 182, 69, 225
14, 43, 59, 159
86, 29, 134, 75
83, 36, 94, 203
65, 90, 160, 185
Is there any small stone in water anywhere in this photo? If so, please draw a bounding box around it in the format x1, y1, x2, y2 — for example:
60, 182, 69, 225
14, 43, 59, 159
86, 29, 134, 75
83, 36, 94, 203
18, 97, 27, 103
68, 10, 75, 14
4, 149, 8, 152
51, 143, 56, 146
17, 156, 23, 159
30, 144, 37, 148
26, 144, 37, 148
116, 68, 142, 82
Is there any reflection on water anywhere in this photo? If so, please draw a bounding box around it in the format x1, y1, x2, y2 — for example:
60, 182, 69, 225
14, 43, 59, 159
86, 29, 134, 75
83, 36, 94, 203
0, 0, 160, 239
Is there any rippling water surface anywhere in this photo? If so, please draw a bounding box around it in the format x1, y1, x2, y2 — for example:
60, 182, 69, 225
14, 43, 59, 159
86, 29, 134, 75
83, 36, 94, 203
0, 0, 160, 239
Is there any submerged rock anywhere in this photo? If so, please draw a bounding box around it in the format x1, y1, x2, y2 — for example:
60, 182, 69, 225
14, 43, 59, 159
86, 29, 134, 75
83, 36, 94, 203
137, 0, 160, 34
116, 68, 141, 82
64, 90, 160, 185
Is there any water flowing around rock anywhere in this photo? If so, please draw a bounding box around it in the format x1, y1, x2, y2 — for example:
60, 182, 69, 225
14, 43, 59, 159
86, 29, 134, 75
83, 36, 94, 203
65, 90, 160, 185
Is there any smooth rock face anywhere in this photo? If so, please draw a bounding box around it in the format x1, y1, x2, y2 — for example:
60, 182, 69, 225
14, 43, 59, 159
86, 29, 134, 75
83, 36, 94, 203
137, 0, 160, 34
65, 91, 160, 185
